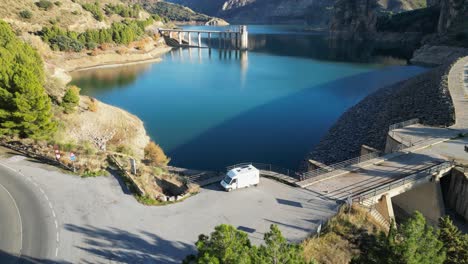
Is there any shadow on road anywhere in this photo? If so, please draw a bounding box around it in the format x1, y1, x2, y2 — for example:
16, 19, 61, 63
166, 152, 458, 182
0, 249, 71, 264
64, 224, 194, 264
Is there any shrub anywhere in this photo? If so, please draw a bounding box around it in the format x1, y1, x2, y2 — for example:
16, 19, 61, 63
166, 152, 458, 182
144, 141, 169, 166
54, 1, 61, 6
104, 4, 141, 18
85, 41, 98, 50
81, 2, 104, 21
36, 0, 54, 11
50, 35, 84, 52
61, 86, 80, 113
19, 10, 33, 19
115, 145, 134, 156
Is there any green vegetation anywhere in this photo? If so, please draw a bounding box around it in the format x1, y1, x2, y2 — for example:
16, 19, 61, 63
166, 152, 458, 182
50, 35, 85, 52
19, 10, 33, 19
147, 2, 210, 23
104, 3, 141, 18
81, 169, 109, 177
352, 212, 445, 264
377, 6, 440, 34
0, 20, 56, 139
185, 224, 311, 263
40, 17, 154, 51
81, 1, 104, 21
61, 86, 80, 113
438, 216, 468, 264
36, 0, 54, 11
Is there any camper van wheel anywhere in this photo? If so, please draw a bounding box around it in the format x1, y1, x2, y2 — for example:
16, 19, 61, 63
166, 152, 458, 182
227, 188, 232, 192
254, 184, 258, 187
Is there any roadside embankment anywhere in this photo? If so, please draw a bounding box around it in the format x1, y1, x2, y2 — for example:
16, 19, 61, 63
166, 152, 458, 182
411, 45, 468, 66
308, 63, 455, 165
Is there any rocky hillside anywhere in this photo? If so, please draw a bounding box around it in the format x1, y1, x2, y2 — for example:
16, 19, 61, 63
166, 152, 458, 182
308, 63, 455, 164
125, 0, 228, 24
0, 0, 151, 33
166, 0, 427, 26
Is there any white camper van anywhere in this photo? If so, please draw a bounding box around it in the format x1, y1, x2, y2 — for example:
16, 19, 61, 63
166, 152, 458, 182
221, 165, 260, 192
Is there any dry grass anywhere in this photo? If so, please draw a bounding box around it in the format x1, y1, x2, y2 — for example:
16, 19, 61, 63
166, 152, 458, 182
0, 0, 151, 33
302, 205, 384, 264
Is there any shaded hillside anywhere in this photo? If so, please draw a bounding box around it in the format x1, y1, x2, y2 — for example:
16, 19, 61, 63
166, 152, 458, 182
308, 63, 455, 164
166, 0, 427, 25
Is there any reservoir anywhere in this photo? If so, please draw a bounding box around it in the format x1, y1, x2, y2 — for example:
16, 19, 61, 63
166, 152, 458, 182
71, 25, 427, 171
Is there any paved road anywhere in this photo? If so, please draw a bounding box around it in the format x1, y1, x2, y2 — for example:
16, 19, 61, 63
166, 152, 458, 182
0, 156, 338, 263
0, 163, 57, 263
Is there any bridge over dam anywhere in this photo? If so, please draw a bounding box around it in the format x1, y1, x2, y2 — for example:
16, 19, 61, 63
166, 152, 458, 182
158, 26, 249, 50
218, 57, 468, 229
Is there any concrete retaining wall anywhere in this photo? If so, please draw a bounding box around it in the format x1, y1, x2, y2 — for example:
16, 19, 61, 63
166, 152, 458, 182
444, 167, 468, 221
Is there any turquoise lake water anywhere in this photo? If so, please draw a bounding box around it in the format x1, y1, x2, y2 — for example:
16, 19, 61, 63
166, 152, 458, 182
72, 25, 427, 171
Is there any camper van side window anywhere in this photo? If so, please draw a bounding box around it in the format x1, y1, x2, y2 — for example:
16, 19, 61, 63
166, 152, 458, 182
232, 179, 237, 184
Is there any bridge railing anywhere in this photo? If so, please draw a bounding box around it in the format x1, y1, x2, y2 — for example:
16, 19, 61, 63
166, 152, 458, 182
301, 152, 381, 180
388, 118, 419, 132
353, 161, 453, 203
226, 162, 301, 179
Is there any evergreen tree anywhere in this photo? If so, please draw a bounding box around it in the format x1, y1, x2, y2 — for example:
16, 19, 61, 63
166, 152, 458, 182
0, 20, 56, 139
353, 212, 446, 264
252, 225, 309, 264
61, 86, 80, 113
187, 224, 252, 263
439, 216, 468, 264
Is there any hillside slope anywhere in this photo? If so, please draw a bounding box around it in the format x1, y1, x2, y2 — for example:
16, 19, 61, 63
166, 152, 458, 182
166, 0, 427, 25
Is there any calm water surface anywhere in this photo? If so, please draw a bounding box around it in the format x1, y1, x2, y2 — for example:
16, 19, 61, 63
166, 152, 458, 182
72, 25, 427, 170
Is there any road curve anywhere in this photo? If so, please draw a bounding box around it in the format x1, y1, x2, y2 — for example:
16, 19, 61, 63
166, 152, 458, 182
0, 164, 56, 263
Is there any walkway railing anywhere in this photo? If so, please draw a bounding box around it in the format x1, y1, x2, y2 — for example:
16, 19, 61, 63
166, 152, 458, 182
301, 152, 381, 180
353, 161, 453, 203
388, 118, 419, 131
226, 162, 301, 179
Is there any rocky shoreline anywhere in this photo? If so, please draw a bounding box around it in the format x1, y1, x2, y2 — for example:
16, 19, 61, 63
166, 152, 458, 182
307, 62, 456, 165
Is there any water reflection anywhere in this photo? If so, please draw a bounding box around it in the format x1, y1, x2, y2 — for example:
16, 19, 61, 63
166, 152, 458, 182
70, 63, 152, 93
247, 34, 413, 64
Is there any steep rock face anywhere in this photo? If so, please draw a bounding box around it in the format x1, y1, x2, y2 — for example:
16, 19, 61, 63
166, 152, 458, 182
330, 0, 378, 34
167, 0, 427, 25
438, 0, 468, 34
168, 0, 335, 26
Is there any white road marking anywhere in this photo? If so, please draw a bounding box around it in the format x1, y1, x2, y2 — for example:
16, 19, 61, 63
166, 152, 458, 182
0, 161, 61, 260
0, 182, 23, 258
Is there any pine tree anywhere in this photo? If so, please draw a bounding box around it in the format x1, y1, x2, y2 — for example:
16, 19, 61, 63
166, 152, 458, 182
439, 216, 468, 264
0, 20, 56, 139
190, 224, 252, 264
353, 212, 446, 264
61, 85, 80, 113
252, 224, 308, 264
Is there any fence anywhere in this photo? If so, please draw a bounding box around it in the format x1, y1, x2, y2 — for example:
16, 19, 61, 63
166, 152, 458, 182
353, 161, 453, 203
226, 162, 301, 179
301, 152, 381, 180
388, 118, 419, 132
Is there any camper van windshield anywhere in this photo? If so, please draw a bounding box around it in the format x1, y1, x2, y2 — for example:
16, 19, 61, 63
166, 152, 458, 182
223, 176, 232, 184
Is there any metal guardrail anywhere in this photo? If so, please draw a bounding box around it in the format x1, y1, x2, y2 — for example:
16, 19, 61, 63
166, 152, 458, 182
301, 152, 381, 180
353, 161, 453, 203
226, 162, 300, 179
388, 118, 419, 131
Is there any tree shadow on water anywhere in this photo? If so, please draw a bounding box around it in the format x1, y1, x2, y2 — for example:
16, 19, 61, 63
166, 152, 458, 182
64, 224, 195, 264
